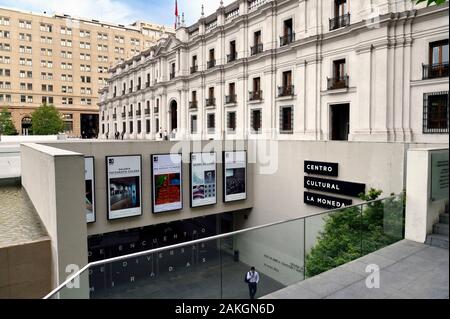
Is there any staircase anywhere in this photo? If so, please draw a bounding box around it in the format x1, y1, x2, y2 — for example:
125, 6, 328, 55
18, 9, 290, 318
426, 210, 449, 249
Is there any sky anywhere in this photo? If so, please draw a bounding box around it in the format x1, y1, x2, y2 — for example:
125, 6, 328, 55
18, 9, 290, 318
0, 0, 235, 27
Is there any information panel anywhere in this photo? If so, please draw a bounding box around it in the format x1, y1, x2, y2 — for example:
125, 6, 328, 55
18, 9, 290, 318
431, 151, 449, 202
85, 157, 96, 223
106, 155, 142, 220
152, 154, 183, 214
190, 152, 217, 208
223, 151, 247, 203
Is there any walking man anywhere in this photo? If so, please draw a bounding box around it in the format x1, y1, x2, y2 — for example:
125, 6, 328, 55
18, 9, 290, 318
246, 267, 260, 299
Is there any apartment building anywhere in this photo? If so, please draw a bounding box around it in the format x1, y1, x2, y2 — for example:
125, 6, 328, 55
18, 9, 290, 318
99, 0, 448, 144
0, 7, 173, 137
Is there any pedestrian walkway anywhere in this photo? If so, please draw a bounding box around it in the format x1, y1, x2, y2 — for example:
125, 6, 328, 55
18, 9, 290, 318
262, 240, 449, 299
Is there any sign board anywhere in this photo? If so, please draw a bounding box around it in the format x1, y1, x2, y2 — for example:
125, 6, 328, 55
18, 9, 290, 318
431, 151, 449, 202
106, 155, 142, 220
190, 152, 217, 208
223, 151, 247, 203
152, 154, 183, 214
85, 157, 96, 223
304, 176, 366, 198
304, 161, 339, 177
304, 192, 353, 210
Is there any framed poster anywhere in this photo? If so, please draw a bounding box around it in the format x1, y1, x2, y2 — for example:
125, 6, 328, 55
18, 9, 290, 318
85, 157, 96, 223
190, 152, 217, 208
106, 155, 142, 220
223, 151, 247, 203
151, 153, 183, 214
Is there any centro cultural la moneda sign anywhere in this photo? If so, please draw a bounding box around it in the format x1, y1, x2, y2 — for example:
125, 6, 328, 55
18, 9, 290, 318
303, 160, 366, 210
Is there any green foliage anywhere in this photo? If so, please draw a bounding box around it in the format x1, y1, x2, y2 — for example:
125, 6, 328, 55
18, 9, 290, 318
0, 107, 17, 135
414, 0, 448, 6
305, 189, 405, 278
31, 104, 64, 135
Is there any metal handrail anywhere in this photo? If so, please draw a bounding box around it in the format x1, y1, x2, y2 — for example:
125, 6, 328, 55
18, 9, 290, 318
43, 194, 399, 299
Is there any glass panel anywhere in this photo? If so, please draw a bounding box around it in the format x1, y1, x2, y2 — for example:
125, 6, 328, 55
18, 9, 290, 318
220, 219, 304, 299
361, 195, 405, 255
304, 205, 363, 279
87, 239, 222, 299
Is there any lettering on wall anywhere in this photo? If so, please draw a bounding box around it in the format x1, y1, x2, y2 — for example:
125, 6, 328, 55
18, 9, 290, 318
303, 160, 366, 209
304, 161, 338, 177
304, 192, 353, 210
304, 176, 366, 197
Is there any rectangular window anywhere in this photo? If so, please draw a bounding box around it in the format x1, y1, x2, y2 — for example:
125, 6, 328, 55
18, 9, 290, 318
227, 112, 237, 133
207, 113, 215, 134
334, 0, 347, 18
191, 115, 197, 134
251, 109, 262, 134
146, 119, 151, 134
280, 106, 293, 134
423, 92, 449, 134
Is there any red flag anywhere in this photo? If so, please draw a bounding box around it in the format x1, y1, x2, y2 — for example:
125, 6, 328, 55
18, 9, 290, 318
174, 0, 178, 28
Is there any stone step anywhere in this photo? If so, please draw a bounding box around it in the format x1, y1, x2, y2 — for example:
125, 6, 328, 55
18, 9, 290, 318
426, 234, 449, 249
434, 223, 449, 236
439, 214, 449, 225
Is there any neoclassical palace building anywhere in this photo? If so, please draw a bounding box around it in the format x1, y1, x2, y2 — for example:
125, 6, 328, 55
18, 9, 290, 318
99, 0, 449, 143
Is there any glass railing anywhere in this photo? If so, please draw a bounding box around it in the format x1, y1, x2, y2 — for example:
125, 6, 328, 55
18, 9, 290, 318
45, 194, 404, 299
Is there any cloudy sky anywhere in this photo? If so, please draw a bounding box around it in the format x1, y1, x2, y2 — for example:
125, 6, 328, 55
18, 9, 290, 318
0, 0, 235, 27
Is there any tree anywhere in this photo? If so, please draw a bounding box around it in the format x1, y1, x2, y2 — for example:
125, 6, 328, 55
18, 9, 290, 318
0, 107, 17, 135
414, 0, 448, 5
31, 104, 64, 135
305, 189, 405, 278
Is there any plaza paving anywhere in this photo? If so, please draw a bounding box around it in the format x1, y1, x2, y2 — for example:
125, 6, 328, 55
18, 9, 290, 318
262, 240, 449, 299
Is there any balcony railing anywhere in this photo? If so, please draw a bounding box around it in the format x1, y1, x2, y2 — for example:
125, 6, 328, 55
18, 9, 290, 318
128, 111, 133, 117
112, 114, 117, 120
278, 85, 294, 97
205, 98, 216, 107
189, 101, 198, 109
145, 108, 150, 115
136, 110, 141, 116
251, 43, 263, 56
121, 112, 126, 117
44, 195, 405, 300
207, 60, 216, 69
249, 90, 263, 101
227, 52, 237, 63
225, 95, 237, 104
169, 72, 175, 80
154, 107, 159, 114
280, 33, 295, 47
190, 65, 198, 74
327, 75, 349, 90
423, 63, 449, 79
329, 13, 351, 31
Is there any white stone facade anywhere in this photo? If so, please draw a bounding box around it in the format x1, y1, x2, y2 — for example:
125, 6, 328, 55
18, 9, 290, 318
99, 0, 449, 144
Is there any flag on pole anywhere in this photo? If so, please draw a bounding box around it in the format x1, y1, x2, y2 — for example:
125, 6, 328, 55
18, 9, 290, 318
175, 0, 179, 29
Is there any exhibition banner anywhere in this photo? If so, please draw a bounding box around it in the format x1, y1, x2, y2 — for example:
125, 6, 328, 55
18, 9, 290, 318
106, 155, 142, 220
190, 152, 217, 208
85, 157, 96, 223
152, 154, 183, 213
223, 151, 247, 202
